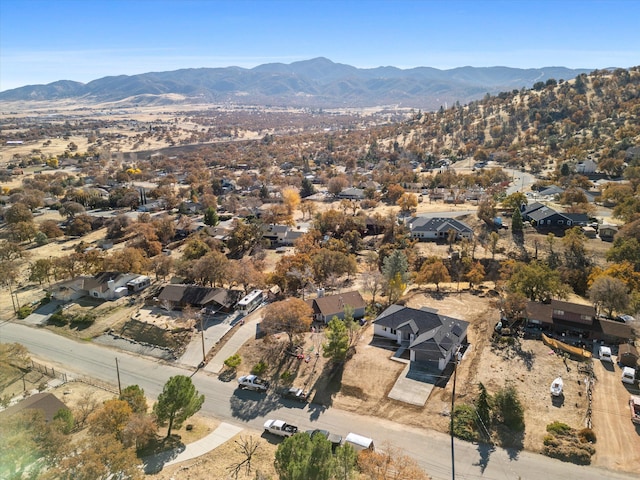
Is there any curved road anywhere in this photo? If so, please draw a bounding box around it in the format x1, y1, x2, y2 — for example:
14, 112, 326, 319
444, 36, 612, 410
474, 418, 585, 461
0, 321, 635, 480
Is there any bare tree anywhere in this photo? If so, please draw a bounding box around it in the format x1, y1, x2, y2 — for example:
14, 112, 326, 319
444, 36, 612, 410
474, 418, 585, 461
227, 436, 261, 480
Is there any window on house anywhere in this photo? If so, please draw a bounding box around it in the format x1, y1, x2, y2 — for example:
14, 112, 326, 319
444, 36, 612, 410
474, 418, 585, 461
558, 220, 563, 225
553, 309, 564, 316
93, 292, 99, 297
581, 315, 592, 321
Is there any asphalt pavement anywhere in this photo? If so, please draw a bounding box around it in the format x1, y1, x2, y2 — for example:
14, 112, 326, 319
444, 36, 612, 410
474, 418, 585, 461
1, 320, 637, 480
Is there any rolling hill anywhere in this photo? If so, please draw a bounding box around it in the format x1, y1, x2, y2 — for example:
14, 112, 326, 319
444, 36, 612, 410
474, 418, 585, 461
0, 57, 591, 110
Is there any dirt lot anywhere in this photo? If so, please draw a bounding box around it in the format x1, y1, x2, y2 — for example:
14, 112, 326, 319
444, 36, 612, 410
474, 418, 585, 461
591, 359, 640, 471
235, 286, 639, 473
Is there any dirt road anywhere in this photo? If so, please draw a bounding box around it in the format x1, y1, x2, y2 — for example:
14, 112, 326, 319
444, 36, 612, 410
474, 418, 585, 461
591, 359, 640, 471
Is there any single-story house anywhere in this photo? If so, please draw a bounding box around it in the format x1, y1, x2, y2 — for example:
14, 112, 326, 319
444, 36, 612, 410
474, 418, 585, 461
373, 305, 469, 372
50, 272, 148, 301
337, 187, 365, 200
525, 300, 634, 344
407, 217, 473, 242
619, 343, 639, 368
156, 284, 241, 312
526, 206, 588, 230
306, 291, 367, 324
0, 392, 67, 423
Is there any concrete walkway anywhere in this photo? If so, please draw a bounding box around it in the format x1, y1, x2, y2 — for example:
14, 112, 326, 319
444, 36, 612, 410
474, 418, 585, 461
204, 312, 262, 374
143, 422, 243, 473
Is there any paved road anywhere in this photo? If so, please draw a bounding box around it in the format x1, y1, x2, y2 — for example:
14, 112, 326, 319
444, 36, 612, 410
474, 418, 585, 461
0, 321, 636, 480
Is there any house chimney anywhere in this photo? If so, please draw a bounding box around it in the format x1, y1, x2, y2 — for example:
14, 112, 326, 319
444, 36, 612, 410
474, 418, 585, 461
317, 288, 325, 298
107, 279, 115, 291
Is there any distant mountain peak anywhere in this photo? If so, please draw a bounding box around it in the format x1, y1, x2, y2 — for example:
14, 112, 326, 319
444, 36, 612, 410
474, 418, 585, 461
0, 58, 593, 110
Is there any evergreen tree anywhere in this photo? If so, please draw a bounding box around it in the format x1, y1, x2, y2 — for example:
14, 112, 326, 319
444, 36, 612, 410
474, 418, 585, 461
323, 317, 350, 364
153, 375, 204, 438
511, 207, 523, 233
203, 206, 219, 226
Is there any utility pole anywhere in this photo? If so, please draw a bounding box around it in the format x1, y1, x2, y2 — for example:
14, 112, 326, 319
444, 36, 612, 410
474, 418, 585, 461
450, 345, 462, 480
115, 357, 122, 395
200, 315, 206, 368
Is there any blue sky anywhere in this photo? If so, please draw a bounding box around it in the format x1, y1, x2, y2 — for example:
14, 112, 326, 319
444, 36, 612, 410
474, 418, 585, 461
1, 0, 639, 91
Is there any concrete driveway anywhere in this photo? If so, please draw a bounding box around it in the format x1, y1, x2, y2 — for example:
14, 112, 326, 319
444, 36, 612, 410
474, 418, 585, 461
21, 300, 64, 325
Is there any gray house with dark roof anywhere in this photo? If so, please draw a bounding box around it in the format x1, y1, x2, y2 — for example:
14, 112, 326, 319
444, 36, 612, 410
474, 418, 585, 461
373, 305, 469, 371
407, 217, 473, 242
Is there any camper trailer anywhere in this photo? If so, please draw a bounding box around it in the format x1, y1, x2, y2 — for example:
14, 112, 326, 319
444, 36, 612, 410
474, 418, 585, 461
344, 432, 375, 452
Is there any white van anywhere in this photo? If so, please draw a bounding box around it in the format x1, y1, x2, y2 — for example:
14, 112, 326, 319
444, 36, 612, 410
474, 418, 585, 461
599, 346, 613, 362
344, 432, 375, 452
622, 367, 636, 385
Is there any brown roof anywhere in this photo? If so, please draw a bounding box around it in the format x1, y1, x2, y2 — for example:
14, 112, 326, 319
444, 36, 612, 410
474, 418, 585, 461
550, 299, 596, 317
597, 319, 633, 340
0, 392, 67, 423
308, 291, 366, 317
525, 301, 553, 324
619, 343, 639, 357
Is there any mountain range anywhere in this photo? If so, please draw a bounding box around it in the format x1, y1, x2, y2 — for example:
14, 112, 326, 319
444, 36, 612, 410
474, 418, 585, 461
0, 57, 592, 110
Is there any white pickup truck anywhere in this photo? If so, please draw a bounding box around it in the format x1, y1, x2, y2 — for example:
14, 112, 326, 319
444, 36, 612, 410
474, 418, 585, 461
237, 374, 269, 392
263, 419, 298, 437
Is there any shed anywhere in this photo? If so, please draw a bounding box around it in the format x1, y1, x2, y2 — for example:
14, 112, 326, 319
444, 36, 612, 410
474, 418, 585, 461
619, 343, 639, 368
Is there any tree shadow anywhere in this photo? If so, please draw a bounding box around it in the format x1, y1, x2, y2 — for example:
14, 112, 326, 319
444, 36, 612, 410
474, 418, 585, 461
495, 426, 523, 460
140, 435, 185, 474
474, 442, 496, 473
229, 388, 280, 421
309, 362, 344, 412
218, 368, 237, 382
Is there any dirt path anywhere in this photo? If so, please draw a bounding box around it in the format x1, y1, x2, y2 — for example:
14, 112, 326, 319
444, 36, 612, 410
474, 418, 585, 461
591, 360, 640, 471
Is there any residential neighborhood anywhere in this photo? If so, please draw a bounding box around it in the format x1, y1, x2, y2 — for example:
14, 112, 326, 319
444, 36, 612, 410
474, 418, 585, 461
1, 64, 639, 479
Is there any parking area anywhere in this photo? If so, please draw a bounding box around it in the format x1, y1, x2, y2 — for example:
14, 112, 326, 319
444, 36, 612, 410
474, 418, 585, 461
591, 356, 640, 471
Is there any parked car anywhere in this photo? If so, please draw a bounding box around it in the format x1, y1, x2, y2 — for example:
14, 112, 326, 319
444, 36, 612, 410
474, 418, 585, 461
306, 429, 342, 450
281, 387, 308, 403
599, 345, 613, 362
630, 395, 640, 425
263, 419, 298, 437
621, 367, 636, 385
237, 374, 269, 392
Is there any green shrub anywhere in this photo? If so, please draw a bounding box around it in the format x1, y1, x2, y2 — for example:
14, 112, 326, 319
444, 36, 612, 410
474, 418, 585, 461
251, 361, 268, 376
546, 421, 572, 436
17, 306, 33, 319
224, 354, 242, 369
543, 434, 559, 447
280, 371, 293, 383
40, 294, 51, 305
70, 313, 95, 327
578, 428, 596, 443
48, 309, 68, 326
451, 404, 479, 442
493, 383, 525, 432
53, 408, 75, 434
